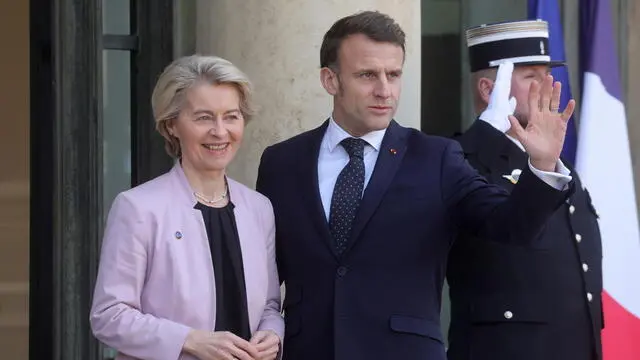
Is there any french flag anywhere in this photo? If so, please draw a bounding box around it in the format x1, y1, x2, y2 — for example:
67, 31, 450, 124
576, 0, 640, 358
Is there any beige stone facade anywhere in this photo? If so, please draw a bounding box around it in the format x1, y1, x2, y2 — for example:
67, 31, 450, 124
195, 0, 421, 187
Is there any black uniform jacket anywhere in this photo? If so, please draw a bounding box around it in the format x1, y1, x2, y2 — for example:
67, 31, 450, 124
447, 120, 604, 360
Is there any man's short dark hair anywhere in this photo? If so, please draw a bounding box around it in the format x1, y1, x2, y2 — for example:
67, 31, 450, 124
320, 11, 406, 69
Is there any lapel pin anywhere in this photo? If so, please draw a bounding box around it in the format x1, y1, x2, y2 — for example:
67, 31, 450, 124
174, 231, 183, 240
389, 148, 397, 155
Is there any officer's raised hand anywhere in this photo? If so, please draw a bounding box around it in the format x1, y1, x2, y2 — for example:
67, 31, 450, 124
508, 74, 576, 172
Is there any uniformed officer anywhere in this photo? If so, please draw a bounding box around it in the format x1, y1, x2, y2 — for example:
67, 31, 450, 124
447, 20, 604, 360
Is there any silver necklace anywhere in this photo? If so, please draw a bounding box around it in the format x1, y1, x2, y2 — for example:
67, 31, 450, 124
194, 184, 228, 205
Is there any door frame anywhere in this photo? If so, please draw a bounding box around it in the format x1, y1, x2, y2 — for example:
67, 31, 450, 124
29, 1, 175, 359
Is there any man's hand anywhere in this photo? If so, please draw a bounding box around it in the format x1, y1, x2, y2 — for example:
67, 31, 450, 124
509, 74, 576, 172
479, 62, 517, 133
183, 330, 260, 360
250, 330, 281, 360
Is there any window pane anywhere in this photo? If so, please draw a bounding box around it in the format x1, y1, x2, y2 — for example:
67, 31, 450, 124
101, 48, 132, 360
103, 0, 130, 35
102, 49, 132, 221
421, 0, 462, 138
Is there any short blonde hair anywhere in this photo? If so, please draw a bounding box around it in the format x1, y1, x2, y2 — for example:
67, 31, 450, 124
151, 55, 255, 158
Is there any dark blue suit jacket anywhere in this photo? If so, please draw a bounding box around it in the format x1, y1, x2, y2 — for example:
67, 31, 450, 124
256, 120, 572, 360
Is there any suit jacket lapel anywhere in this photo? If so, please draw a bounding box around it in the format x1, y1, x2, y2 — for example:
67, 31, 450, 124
298, 120, 339, 258
344, 120, 408, 255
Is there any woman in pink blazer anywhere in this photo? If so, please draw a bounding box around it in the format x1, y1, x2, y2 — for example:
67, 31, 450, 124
90, 55, 284, 360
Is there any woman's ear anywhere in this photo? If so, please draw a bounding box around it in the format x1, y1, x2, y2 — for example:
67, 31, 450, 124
166, 118, 178, 138
320, 67, 339, 96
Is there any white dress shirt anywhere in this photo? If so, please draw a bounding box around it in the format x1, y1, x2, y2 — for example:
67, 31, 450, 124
318, 117, 572, 221
318, 118, 386, 220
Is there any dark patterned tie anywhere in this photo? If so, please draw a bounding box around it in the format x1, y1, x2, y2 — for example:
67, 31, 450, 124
329, 137, 367, 254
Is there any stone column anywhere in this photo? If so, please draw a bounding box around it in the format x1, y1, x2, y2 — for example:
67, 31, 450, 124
196, 0, 421, 187
0, 0, 29, 357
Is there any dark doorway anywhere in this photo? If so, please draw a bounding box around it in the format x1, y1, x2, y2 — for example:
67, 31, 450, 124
29, 0, 175, 359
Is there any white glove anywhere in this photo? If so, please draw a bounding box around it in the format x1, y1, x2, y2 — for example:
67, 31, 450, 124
478, 62, 517, 133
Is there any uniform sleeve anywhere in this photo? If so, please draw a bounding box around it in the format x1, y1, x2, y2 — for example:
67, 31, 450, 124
441, 140, 572, 245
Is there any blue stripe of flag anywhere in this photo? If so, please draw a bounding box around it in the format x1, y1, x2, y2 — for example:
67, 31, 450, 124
528, 0, 578, 165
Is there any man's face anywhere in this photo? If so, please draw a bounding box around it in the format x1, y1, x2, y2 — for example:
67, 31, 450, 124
321, 34, 404, 136
510, 64, 550, 127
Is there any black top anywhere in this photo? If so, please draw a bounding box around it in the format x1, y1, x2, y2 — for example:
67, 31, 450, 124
194, 200, 251, 340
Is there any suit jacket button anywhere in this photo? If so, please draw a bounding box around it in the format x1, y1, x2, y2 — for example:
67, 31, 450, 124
569, 205, 576, 214
575, 234, 582, 243
337, 266, 348, 277
504, 311, 513, 319
587, 292, 593, 302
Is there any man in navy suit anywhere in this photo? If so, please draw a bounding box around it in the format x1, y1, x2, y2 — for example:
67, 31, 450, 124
256, 11, 576, 360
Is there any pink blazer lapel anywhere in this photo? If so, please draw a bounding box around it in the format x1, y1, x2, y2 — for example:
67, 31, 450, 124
169, 164, 218, 327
